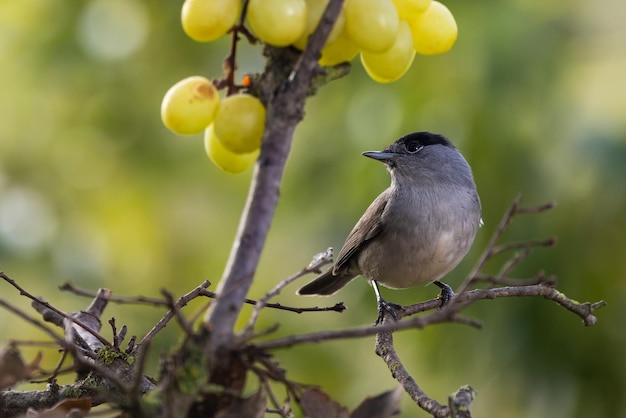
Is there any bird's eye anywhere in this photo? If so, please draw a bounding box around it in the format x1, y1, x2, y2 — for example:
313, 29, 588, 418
406, 141, 423, 153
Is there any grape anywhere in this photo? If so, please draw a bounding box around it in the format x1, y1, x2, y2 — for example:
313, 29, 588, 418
409, 1, 457, 55
361, 21, 415, 83
292, 0, 345, 50
181, 0, 240, 42
205, 125, 259, 174
247, 0, 307, 47
318, 29, 359, 66
213, 94, 265, 154
344, 0, 399, 53
161, 76, 220, 135
392, 0, 431, 20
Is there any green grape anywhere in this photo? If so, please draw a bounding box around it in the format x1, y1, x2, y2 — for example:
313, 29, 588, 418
361, 20, 415, 83
318, 29, 359, 66
161, 76, 220, 135
392, 0, 431, 20
248, 0, 307, 47
409, 1, 457, 55
213, 94, 265, 154
205, 125, 259, 174
344, 0, 399, 53
292, 0, 345, 50
181, 0, 240, 42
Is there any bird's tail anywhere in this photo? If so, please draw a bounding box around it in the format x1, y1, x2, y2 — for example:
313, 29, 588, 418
297, 270, 357, 296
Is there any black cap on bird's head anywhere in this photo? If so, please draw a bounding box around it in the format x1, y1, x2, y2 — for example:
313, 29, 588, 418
362, 132, 454, 163
361, 132, 475, 188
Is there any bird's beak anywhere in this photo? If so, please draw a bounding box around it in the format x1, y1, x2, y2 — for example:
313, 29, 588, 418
362, 151, 395, 161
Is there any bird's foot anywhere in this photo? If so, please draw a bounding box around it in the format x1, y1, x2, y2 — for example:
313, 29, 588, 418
434, 280, 455, 308
375, 298, 404, 325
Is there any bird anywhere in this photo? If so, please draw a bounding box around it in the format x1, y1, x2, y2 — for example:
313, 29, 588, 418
297, 132, 482, 324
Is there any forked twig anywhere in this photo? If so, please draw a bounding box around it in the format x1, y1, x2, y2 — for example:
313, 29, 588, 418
243, 248, 334, 335
132, 280, 212, 355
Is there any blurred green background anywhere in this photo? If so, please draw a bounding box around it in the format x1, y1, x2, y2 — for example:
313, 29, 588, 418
0, 0, 624, 416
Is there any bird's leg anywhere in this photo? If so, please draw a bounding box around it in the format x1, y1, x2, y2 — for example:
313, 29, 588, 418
372, 280, 404, 325
434, 280, 455, 307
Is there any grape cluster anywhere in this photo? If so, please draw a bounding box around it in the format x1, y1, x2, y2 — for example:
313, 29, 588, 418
251, 0, 459, 82
161, 0, 458, 174
161, 75, 265, 174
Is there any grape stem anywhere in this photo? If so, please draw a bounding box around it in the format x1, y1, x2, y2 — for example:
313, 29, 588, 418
218, 0, 256, 95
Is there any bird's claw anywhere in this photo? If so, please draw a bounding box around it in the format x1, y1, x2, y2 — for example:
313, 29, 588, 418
375, 299, 404, 325
434, 280, 455, 308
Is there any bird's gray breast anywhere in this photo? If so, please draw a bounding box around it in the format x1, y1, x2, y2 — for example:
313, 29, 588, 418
356, 184, 479, 289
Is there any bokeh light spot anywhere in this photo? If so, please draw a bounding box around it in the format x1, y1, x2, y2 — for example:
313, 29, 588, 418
0, 187, 58, 255
77, 0, 149, 61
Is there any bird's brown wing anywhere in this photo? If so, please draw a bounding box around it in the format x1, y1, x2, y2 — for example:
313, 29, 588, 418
333, 190, 389, 274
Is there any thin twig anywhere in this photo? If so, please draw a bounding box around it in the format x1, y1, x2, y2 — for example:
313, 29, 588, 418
246, 323, 281, 342
7, 340, 64, 348
244, 248, 334, 335
132, 280, 211, 355
490, 238, 556, 256
109, 318, 120, 349
456, 196, 556, 296
62, 277, 344, 318
1, 272, 111, 348
473, 271, 557, 287
496, 248, 532, 278
0, 299, 65, 345
42, 350, 70, 383
255, 354, 307, 399
201, 289, 348, 314
161, 289, 195, 337
128, 336, 153, 407
456, 195, 523, 295
259, 376, 281, 411
59, 282, 169, 306
450, 315, 483, 329
515, 201, 556, 213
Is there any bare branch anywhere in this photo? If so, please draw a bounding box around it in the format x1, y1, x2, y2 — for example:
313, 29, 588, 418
251, 283, 604, 351
463, 285, 605, 326
375, 326, 449, 417
205, 0, 346, 358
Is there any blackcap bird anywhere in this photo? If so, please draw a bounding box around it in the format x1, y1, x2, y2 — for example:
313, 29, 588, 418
297, 132, 482, 324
